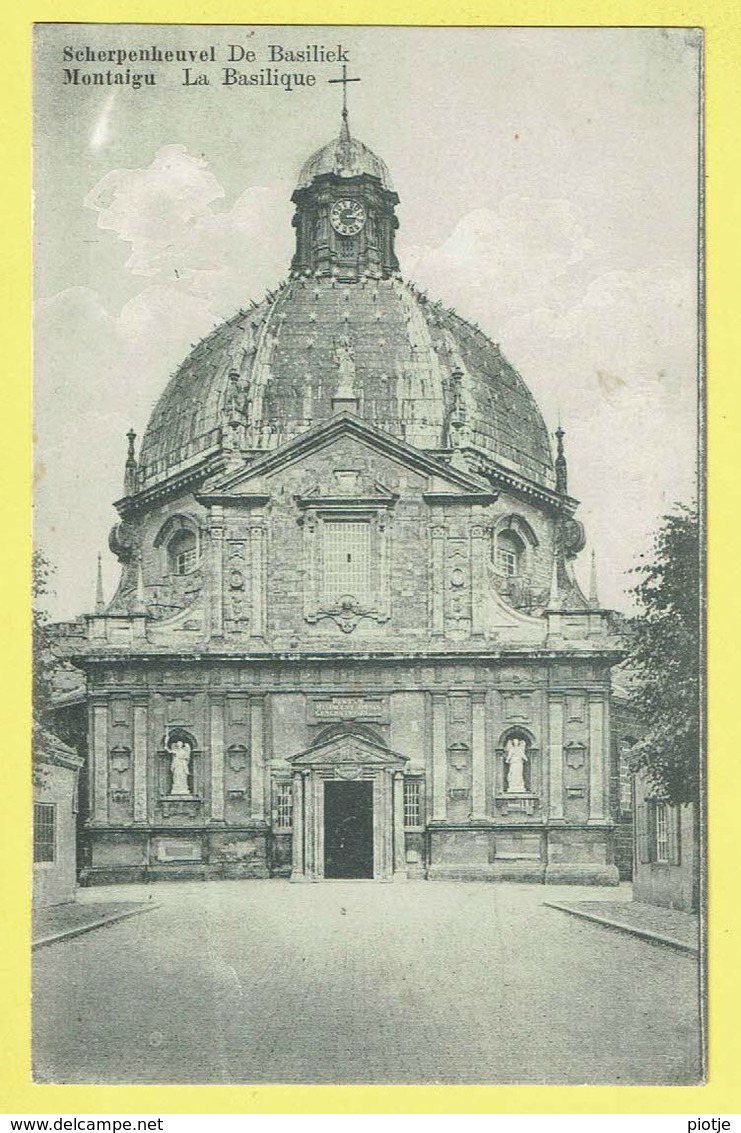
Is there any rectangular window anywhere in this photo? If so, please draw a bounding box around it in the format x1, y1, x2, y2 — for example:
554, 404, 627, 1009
403, 780, 422, 828
275, 782, 293, 831
323, 521, 371, 602
497, 547, 517, 577
34, 803, 56, 863
655, 802, 669, 862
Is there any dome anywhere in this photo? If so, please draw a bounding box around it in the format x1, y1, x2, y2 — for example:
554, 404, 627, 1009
297, 132, 394, 192
138, 276, 556, 491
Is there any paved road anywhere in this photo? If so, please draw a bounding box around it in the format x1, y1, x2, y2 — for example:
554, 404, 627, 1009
32, 880, 702, 1085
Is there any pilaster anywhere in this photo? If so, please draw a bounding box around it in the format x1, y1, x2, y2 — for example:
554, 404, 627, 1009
250, 695, 266, 823
92, 702, 108, 824
548, 695, 564, 821
208, 504, 225, 639
471, 691, 487, 819
132, 700, 148, 824
210, 699, 225, 823
431, 692, 448, 821
588, 694, 607, 822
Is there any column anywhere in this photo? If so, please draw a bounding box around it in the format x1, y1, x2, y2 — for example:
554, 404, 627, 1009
470, 524, 487, 637
132, 700, 148, 823
432, 693, 447, 821
250, 695, 265, 822
588, 695, 606, 821
210, 699, 225, 822
430, 525, 446, 635
290, 771, 305, 881
393, 772, 407, 879
548, 696, 564, 820
471, 692, 487, 819
92, 702, 108, 824
250, 524, 265, 638
209, 505, 224, 639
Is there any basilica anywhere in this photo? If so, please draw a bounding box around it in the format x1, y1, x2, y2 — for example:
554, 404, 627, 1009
57, 101, 624, 886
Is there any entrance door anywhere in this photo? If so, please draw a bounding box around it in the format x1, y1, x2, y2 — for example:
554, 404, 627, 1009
323, 780, 374, 879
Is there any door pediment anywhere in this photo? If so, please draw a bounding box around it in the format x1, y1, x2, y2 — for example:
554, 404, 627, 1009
289, 732, 408, 770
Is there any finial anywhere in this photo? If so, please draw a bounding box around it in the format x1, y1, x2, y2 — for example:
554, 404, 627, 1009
124, 428, 139, 496
589, 549, 600, 608
554, 425, 568, 495
95, 553, 105, 614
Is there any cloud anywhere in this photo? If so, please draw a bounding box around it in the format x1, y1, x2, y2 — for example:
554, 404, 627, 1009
402, 205, 698, 608
84, 145, 293, 310
400, 196, 593, 325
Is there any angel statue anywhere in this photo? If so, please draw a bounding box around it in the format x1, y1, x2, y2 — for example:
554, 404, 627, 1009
504, 736, 529, 794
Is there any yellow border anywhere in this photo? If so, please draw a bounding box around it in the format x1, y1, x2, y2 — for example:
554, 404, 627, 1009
4, 0, 739, 1116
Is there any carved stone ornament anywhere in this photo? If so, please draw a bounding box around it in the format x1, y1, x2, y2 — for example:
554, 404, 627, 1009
310, 594, 388, 634
109, 789, 131, 803
160, 797, 202, 819
565, 741, 587, 770
336, 763, 363, 780
227, 745, 249, 773
109, 747, 131, 775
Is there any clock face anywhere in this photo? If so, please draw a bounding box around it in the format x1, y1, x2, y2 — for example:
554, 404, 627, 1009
330, 199, 366, 236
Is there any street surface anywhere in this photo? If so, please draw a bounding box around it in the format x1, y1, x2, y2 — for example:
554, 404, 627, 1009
32, 880, 702, 1085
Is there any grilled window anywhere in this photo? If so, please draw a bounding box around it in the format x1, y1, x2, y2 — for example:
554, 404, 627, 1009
323, 521, 371, 602
497, 547, 518, 576
33, 803, 56, 863
169, 529, 198, 576
655, 802, 669, 862
275, 782, 293, 831
403, 780, 422, 828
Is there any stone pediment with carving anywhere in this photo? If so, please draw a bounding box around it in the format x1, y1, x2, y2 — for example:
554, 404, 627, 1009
289, 733, 408, 770
199, 413, 496, 502
296, 470, 398, 507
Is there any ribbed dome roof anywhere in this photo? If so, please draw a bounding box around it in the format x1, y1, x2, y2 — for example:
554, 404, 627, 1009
138, 277, 555, 492
297, 130, 394, 191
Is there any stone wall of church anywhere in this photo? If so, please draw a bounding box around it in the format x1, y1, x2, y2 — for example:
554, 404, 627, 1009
80, 656, 618, 886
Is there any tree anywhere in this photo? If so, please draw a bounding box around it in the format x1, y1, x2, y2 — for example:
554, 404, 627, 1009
627, 503, 701, 805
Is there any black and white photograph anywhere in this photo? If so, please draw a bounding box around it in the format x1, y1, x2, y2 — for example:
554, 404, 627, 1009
31, 24, 703, 1086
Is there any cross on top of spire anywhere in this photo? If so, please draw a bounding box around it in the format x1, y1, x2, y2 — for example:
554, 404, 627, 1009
328, 63, 361, 139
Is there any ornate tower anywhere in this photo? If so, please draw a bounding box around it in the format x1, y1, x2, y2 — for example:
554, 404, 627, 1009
289, 102, 400, 282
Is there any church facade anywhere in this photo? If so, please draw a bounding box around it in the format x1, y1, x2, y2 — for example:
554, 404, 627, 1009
60, 107, 624, 886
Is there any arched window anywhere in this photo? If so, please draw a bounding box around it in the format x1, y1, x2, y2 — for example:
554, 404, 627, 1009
496, 531, 524, 577
154, 514, 202, 578
169, 529, 198, 576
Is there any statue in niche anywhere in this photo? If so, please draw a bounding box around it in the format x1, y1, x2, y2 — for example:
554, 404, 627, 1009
168, 737, 192, 796
504, 736, 529, 794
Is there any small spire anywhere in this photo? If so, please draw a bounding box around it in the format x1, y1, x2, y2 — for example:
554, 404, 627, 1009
554, 425, 568, 495
95, 553, 105, 614
589, 549, 600, 608
124, 428, 138, 496
340, 104, 350, 142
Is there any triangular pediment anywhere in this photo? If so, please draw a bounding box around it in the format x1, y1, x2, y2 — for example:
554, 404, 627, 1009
199, 412, 495, 499
289, 730, 408, 769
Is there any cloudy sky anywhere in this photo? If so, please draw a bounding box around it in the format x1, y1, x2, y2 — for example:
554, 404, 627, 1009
33, 24, 701, 619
